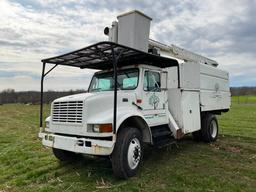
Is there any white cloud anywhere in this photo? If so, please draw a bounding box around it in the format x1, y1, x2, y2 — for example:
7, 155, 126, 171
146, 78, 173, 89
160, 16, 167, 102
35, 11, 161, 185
0, 0, 255, 91
0, 0, 110, 90
150, 0, 256, 86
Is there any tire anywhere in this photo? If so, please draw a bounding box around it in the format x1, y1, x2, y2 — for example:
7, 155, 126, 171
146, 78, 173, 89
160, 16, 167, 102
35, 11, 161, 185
111, 127, 143, 179
52, 148, 80, 161
192, 130, 202, 141
201, 113, 219, 142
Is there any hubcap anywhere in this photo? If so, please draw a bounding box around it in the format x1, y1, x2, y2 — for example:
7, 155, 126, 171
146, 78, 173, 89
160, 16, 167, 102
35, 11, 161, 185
127, 138, 141, 170
210, 120, 217, 138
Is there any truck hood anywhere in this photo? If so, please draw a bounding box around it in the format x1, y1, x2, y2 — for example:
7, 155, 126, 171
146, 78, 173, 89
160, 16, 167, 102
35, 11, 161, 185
52, 91, 138, 115
53, 92, 96, 102
52, 91, 129, 103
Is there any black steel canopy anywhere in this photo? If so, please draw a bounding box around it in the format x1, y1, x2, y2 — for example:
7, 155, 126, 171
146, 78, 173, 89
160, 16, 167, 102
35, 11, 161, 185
42, 41, 178, 69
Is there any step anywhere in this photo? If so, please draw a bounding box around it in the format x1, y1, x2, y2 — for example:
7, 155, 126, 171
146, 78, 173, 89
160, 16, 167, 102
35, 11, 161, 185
151, 125, 171, 133
150, 125, 174, 148
152, 130, 171, 138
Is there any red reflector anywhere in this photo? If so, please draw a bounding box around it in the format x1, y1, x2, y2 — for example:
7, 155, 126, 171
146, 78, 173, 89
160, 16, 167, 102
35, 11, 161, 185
136, 99, 142, 104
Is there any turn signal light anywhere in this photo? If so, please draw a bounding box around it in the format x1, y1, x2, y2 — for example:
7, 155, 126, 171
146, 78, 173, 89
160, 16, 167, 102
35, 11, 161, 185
93, 124, 113, 133
99, 124, 113, 133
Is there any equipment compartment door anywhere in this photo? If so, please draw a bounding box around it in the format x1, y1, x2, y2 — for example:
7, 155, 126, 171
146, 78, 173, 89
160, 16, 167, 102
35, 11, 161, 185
181, 91, 201, 133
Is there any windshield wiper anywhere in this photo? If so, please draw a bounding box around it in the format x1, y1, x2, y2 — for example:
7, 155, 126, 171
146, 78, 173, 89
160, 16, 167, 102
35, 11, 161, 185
91, 88, 102, 92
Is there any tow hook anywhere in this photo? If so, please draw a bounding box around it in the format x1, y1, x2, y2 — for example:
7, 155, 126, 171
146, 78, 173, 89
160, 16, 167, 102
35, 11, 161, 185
77, 140, 84, 146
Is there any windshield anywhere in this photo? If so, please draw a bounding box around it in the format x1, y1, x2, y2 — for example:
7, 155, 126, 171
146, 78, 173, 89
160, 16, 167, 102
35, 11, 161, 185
88, 68, 139, 92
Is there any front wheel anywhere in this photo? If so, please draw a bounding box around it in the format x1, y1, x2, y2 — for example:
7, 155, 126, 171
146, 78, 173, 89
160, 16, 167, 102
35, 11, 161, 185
111, 127, 143, 179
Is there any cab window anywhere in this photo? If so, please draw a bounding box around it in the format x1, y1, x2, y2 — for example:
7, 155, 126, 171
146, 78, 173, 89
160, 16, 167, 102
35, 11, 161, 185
143, 71, 161, 92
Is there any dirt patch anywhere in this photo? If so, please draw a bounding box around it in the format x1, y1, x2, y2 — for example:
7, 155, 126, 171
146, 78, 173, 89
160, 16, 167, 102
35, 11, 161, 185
210, 143, 241, 153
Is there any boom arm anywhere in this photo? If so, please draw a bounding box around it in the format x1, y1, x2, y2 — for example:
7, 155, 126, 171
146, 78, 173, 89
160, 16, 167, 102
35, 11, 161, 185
148, 39, 218, 67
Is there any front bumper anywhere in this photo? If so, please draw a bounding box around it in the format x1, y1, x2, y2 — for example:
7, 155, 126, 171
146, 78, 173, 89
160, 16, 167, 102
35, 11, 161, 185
39, 132, 115, 156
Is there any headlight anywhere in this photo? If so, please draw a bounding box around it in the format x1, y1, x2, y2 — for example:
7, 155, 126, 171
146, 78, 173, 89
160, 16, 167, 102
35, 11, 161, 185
92, 124, 112, 133
45, 121, 50, 128
45, 116, 51, 128
93, 124, 100, 132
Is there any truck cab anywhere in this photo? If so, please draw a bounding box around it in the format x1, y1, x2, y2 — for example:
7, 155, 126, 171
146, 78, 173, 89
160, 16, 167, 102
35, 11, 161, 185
42, 64, 170, 155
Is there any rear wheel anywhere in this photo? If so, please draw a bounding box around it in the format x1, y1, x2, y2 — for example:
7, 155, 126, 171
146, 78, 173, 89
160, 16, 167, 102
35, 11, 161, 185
201, 113, 219, 142
111, 127, 143, 179
52, 148, 80, 161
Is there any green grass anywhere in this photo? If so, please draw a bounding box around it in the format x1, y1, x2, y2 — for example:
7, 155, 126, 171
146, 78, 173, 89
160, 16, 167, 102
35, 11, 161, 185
231, 95, 256, 104
0, 97, 256, 192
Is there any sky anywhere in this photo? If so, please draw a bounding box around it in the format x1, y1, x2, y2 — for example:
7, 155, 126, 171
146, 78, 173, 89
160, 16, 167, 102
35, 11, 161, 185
0, 0, 255, 91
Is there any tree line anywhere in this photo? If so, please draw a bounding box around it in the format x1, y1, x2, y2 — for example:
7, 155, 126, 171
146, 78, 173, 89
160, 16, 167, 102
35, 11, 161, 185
230, 87, 256, 96
0, 89, 85, 104
0, 87, 255, 104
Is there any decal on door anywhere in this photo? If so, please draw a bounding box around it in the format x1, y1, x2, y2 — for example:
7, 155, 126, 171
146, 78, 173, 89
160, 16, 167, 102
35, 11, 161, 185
149, 94, 160, 109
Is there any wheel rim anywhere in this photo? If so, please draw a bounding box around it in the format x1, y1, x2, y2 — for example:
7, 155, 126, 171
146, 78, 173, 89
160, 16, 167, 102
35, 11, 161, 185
127, 138, 141, 170
210, 120, 218, 138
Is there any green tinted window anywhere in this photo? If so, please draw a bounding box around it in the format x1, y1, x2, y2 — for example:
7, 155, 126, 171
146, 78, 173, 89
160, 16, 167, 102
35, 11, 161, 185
89, 69, 139, 92
98, 79, 111, 90
123, 77, 137, 89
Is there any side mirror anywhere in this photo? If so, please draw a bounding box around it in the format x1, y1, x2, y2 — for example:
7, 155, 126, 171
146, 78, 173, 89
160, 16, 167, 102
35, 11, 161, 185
161, 71, 167, 90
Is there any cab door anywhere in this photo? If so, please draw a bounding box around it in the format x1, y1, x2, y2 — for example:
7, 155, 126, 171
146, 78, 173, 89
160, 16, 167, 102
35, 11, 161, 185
141, 70, 167, 126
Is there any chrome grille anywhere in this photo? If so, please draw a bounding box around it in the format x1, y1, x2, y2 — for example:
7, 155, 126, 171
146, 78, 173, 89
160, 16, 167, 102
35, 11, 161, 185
52, 101, 83, 123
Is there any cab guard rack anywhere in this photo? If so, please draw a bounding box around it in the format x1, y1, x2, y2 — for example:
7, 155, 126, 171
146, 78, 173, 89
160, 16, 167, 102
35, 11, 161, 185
40, 41, 178, 134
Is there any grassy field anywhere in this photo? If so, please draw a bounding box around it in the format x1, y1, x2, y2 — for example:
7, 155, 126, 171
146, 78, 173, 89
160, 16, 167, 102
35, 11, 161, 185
0, 97, 256, 192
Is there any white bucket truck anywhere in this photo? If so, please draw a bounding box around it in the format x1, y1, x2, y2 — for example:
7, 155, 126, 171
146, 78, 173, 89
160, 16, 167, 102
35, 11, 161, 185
39, 10, 231, 178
